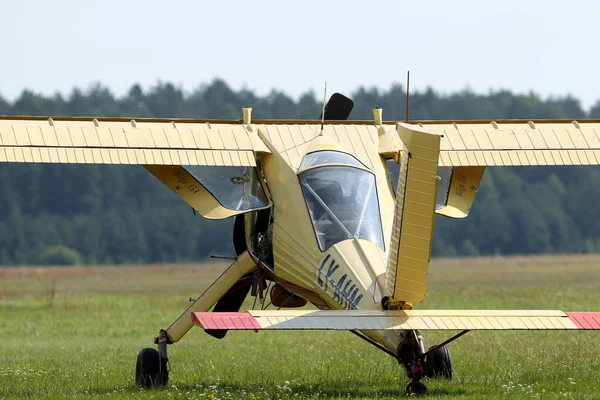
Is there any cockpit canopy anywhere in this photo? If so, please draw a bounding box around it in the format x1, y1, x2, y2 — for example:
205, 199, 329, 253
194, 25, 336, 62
298, 151, 384, 252
299, 151, 367, 170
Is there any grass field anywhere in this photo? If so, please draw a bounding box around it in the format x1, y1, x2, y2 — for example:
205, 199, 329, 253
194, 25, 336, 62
1, 255, 599, 399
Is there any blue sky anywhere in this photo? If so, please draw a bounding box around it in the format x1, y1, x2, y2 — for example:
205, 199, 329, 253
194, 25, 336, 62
1, 0, 599, 109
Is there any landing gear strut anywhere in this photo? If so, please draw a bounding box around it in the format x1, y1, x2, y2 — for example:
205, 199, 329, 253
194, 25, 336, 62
398, 330, 461, 395
135, 330, 169, 388
397, 330, 428, 395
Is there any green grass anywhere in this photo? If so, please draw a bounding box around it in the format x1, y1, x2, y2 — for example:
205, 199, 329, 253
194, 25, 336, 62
1, 256, 599, 399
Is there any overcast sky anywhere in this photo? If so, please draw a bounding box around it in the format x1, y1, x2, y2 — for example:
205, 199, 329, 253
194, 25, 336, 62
1, 0, 599, 109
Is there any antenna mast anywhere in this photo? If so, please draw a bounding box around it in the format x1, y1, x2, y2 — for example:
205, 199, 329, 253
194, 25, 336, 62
320, 81, 327, 134
405, 71, 410, 123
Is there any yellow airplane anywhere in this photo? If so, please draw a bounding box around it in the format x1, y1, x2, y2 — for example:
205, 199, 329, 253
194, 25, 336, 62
1, 93, 599, 395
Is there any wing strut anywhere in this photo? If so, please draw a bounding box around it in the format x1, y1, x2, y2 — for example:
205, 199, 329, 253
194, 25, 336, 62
164, 251, 256, 343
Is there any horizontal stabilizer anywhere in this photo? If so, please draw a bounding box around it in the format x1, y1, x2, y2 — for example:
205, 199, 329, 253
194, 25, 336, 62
192, 310, 600, 331
204, 275, 253, 339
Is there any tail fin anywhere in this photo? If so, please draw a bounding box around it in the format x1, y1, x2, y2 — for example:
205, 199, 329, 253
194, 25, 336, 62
385, 124, 441, 306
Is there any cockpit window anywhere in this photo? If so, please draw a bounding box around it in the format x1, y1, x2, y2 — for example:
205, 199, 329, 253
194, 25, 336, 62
386, 159, 453, 209
299, 151, 366, 171
185, 166, 268, 210
386, 159, 400, 194
435, 167, 453, 209
299, 166, 384, 251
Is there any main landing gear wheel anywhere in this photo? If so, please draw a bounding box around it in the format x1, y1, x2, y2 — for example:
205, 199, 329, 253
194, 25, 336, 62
135, 348, 168, 388
406, 380, 427, 396
425, 345, 452, 379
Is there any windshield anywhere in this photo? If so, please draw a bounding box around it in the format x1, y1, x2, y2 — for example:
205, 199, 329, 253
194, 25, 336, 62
299, 166, 384, 251
299, 151, 366, 171
185, 166, 268, 210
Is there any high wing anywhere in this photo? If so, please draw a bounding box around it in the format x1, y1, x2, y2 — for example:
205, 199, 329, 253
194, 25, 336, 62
0, 116, 272, 219
417, 120, 600, 167
192, 310, 600, 331
381, 120, 600, 218
2, 116, 600, 221
2, 116, 600, 167
378, 120, 600, 166
0, 116, 268, 165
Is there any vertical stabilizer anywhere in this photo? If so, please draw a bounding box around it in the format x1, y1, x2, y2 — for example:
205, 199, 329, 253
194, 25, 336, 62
385, 124, 441, 306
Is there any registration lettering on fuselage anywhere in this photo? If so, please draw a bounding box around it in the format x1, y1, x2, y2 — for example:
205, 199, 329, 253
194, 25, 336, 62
317, 254, 363, 310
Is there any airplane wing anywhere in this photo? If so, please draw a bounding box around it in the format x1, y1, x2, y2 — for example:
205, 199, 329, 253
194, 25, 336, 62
3, 117, 599, 167
0, 116, 269, 166
3, 116, 599, 220
401, 120, 600, 167
380, 120, 600, 219
192, 310, 600, 331
0, 116, 272, 219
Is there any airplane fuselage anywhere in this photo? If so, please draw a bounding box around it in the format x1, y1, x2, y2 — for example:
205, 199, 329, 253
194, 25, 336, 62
255, 124, 402, 354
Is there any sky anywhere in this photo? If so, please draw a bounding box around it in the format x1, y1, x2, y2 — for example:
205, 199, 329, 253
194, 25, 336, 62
1, 0, 600, 110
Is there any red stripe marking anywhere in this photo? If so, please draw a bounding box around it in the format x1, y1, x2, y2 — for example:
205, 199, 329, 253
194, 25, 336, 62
248, 316, 262, 330
197, 315, 209, 330
566, 312, 600, 329
226, 316, 237, 329
205, 315, 218, 330
233, 316, 244, 329
225, 315, 236, 329
215, 316, 228, 330
568, 315, 584, 329
194, 314, 205, 328
191, 312, 262, 330
242, 317, 254, 330
584, 314, 599, 330
191, 313, 205, 328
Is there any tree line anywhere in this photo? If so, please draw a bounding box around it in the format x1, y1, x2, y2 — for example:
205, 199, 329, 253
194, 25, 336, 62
0, 80, 599, 265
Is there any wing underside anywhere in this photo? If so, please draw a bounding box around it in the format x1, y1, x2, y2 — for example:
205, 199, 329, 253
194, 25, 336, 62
192, 310, 600, 331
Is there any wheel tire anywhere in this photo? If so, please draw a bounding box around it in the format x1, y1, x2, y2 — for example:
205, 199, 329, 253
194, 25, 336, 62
406, 380, 427, 395
425, 345, 452, 379
135, 348, 168, 388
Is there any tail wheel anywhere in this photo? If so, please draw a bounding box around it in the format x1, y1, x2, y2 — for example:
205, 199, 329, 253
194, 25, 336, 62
406, 380, 427, 395
425, 345, 452, 379
136, 348, 168, 388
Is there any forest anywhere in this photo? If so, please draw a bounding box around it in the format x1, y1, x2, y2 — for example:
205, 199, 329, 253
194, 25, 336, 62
1, 79, 599, 265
